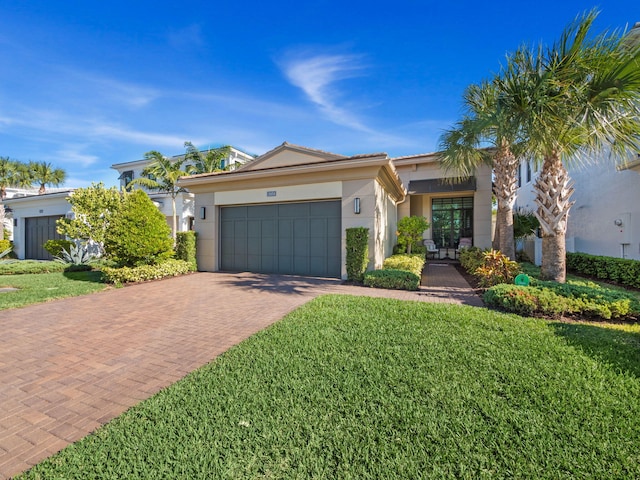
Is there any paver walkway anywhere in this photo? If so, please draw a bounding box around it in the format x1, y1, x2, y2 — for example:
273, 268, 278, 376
0, 265, 481, 478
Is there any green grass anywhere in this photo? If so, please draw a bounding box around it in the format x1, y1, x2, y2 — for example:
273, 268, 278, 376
0, 271, 107, 310
18, 295, 640, 479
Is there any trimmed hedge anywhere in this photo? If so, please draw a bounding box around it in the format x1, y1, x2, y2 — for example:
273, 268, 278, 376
364, 269, 421, 291
43, 239, 74, 258
567, 252, 640, 289
102, 259, 193, 284
484, 279, 640, 320
382, 254, 425, 278
0, 260, 68, 275
346, 227, 369, 283
175, 231, 197, 271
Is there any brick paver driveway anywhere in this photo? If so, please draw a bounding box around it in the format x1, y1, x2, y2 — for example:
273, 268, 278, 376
0, 269, 481, 478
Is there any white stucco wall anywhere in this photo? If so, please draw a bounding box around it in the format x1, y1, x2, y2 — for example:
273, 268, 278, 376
516, 159, 640, 260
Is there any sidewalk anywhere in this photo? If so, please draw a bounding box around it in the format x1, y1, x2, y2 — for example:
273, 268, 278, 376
0, 266, 481, 478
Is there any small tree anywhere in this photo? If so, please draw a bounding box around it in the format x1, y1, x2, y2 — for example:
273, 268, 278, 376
104, 189, 174, 267
396, 216, 430, 254
56, 183, 123, 251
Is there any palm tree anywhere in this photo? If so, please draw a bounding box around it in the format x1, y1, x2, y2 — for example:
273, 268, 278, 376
503, 10, 640, 282
127, 150, 189, 241
184, 141, 232, 174
30, 161, 66, 194
0, 157, 33, 200
439, 79, 521, 260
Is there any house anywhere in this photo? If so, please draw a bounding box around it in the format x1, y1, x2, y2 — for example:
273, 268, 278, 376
178, 142, 493, 279
3, 190, 74, 260
111, 146, 254, 234
515, 153, 640, 263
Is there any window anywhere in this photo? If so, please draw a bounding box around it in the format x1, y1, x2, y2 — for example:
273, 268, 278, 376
431, 197, 473, 249
526, 161, 532, 183
120, 170, 134, 189
517, 163, 522, 188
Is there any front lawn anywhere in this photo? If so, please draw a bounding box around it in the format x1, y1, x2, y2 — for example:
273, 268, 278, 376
0, 271, 107, 310
19, 295, 640, 479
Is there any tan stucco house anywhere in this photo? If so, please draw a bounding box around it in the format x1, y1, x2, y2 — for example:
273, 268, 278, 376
179, 142, 493, 279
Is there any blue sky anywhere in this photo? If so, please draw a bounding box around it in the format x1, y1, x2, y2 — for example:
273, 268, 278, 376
0, 1, 636, 187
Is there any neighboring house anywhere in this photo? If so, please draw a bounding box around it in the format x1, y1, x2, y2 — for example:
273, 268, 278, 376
179, 142, 493, 279
3, 190, 73, 260
515, 153, 640, 263
111, 146, 254, 234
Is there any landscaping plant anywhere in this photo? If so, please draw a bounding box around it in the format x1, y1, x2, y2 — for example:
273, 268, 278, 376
175, 231, 198, 271
345, 227, 369, 282
474, 249, 520, 288
104, 189, 174, 267
395, 216, 429, 254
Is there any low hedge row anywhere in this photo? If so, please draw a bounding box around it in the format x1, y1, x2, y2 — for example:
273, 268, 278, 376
102, 259, 193, 284
484, 279, 640, 320
0, 260, 68, 275
567, 252, 640, 289
382, 254, 425, 278
363, 269, 421, 291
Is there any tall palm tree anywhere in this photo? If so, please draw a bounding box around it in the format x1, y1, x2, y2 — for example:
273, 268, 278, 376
0, 157, 33, 200
504, 10, 640, 282
439, 79, 521, 260
127, 150, 189, 240
30, 161, 66, 194
184, 141, 232, 174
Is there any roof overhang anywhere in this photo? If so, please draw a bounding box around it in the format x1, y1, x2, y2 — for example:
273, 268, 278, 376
408, 177, 476, 194
179, 155, 406, 203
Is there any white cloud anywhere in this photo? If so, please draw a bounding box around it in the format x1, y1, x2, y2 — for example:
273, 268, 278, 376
279, 51, 372, 132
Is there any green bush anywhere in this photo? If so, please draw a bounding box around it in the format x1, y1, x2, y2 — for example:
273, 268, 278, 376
102, 259, 193, 284
0, 260, 68, 275
396, 216, 430, 254
346, 227, 369, 283
104, 190, 174, 267
484, 279, 640, 320
0, 239, 11, 255
43, 239, 74, 258
383, 254, 425, 278
364, 269, 421, 291
567, 252, 640, 289
459, 246, 484, 274
474, 249, 521, 288
175, 231, 197, 271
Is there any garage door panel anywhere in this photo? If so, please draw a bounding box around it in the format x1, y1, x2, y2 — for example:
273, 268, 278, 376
220, 200, 341, 278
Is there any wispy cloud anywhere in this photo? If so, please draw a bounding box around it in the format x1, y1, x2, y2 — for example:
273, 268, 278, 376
167, 24, 205, 50
279, 51, 371, 132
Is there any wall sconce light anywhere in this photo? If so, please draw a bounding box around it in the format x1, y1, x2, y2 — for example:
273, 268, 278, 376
354, 197, 361, 214
199, 206, 206, 220
614, 218, 623, 227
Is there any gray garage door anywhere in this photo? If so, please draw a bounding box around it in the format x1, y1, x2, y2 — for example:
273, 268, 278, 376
25, 215, 65, 260
220, 200, 341, 278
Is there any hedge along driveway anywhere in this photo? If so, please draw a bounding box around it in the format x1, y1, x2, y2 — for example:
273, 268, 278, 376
0, 270, 480, 478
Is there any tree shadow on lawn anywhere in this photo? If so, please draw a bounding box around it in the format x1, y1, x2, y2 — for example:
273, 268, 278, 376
550, 321, 640, 378
62, 270, 105, 284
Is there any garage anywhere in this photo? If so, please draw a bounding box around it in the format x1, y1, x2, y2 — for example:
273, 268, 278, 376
25, 215, 65, 260
220, 200, 341, 278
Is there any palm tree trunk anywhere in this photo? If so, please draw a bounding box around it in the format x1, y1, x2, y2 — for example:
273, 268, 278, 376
492, 144, 518, 260
533, 153, 574, 283
171, 195, 177, 242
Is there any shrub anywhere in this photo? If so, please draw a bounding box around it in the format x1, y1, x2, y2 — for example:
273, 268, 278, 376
102, 259, 193, 284
104, 189, 174, 267
346, 227, 369, 283
474, 249, 520, 288
0, 260, 68, 275
567, 252, 640, 289
0, 239, 12, 259
175, 231, 197, 271
364, 269, 421, 291
484, 279, 640, 320
459, 246, 484, 274
396, 216, 430, 254
383, 254, 425, 278
43, 239, 74, 258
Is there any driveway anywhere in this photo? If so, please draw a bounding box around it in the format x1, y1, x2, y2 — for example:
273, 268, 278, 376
0, 269, 481, 478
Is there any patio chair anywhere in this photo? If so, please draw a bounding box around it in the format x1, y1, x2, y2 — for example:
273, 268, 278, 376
423, 239, 439, 259
455, 237, 472, 259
